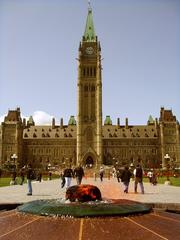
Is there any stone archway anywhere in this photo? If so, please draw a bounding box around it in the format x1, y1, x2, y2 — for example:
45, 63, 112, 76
85, 156, 94, 168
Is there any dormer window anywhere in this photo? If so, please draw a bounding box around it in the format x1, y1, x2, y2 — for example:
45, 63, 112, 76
55, 133, 59, 137
145, 133, 149, 137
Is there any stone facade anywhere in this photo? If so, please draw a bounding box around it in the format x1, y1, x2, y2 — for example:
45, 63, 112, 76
0, 7, 180, 170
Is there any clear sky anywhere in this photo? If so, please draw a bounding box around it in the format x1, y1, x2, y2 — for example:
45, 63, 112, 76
0, 0, 180, 125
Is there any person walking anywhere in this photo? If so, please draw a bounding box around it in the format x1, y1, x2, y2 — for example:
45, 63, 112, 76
26, 163, 33, 195
99, 166, 104, 182
116, 168, 121, 183
147, 170, 153, 183
48, 172, 52, 180
63, 166, 74, 189
74, 164, 84, 185
120, 166, 132, 193
134, 164, 144, 194
19, 168, 25, 185
37, 171, 42, 182
11, 171, 17, 185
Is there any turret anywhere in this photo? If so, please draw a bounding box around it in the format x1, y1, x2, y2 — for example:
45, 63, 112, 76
117, 118, 120, 128
125, 118, 128, 129
52, 118, 55, 129
60, 118, 63, 129
27, 116, 35, 127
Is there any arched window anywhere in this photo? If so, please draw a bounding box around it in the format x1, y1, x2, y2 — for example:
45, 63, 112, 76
87, 67, 89, 76
90, 67, 92, 76
84, 85, 88, 91
91, 85, 95, 91
94, 67, 96, 76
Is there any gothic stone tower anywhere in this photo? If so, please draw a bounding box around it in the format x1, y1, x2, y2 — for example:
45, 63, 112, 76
77, 6, 102, 167
0, 108, 24, 169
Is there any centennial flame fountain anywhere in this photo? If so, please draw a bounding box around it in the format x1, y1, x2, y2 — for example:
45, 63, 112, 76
18, 184, 151, 217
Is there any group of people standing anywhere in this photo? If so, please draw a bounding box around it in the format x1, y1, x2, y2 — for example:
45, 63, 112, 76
61, 164, 85, 189
7, 162, 146, 196
116, 164, 145, 194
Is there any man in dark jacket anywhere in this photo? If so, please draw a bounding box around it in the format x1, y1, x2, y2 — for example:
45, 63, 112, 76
63, 166, 74, 189
120, 166, 132, 193
74, 164, 84, 185
134, 164, 144, 194
27, 163, 33, 195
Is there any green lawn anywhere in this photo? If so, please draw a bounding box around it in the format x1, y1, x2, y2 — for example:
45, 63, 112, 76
0, 175, 60, 187
0, 176, 180, 187
0, 177, 26, 187
143, 176, 180, 186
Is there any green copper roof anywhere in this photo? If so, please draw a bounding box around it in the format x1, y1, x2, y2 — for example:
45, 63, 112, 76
84, 6, 96, 42
104, 116, 112, 125
28, 116, 34, 124
27, 116, 35, 126
148, 115, 154, 124
68, 116, 76, 125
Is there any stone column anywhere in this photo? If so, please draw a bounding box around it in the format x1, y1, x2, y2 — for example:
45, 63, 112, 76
77, 61, 82, 165
96, 57, 102, 166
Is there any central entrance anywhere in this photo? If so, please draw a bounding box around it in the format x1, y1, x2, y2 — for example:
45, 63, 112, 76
85, 156, 94, 168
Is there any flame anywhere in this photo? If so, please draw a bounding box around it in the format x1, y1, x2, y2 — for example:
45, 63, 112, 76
66, 184, 101, 202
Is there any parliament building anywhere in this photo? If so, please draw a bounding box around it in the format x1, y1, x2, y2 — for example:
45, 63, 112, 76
0, 6, 180, 170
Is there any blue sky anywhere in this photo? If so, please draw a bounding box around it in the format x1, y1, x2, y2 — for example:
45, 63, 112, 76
0, 0, 180, 125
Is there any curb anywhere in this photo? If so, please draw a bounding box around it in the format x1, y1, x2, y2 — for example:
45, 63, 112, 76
144, 202, 180, 213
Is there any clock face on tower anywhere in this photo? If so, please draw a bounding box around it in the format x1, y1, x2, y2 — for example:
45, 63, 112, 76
85, 46, 94, 54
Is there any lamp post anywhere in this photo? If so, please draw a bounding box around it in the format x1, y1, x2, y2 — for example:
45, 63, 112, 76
130, 162, 134, 169
11, 153, 18, 171
65, 157, 69, 167
164, 154, 170, 182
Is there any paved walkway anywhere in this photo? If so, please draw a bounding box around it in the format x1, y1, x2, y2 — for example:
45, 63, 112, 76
0, 177, 180, 209
1, 178, 180, 240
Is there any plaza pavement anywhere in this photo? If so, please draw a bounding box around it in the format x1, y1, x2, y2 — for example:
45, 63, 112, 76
0, 177, 180, 211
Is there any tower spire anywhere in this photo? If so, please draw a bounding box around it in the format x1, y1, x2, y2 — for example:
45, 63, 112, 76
88, 0, 91, 10
83, 1, 96, 42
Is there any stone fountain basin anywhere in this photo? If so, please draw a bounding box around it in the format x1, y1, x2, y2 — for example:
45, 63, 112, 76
18, 198, 152, 218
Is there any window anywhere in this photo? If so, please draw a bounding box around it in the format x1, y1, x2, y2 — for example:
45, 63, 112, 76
84, 85, 88, 91
94, 67, 96, 76
91, 85, 95, 91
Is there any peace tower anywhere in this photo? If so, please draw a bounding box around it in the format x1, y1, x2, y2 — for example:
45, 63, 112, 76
77, 5, 102, 167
